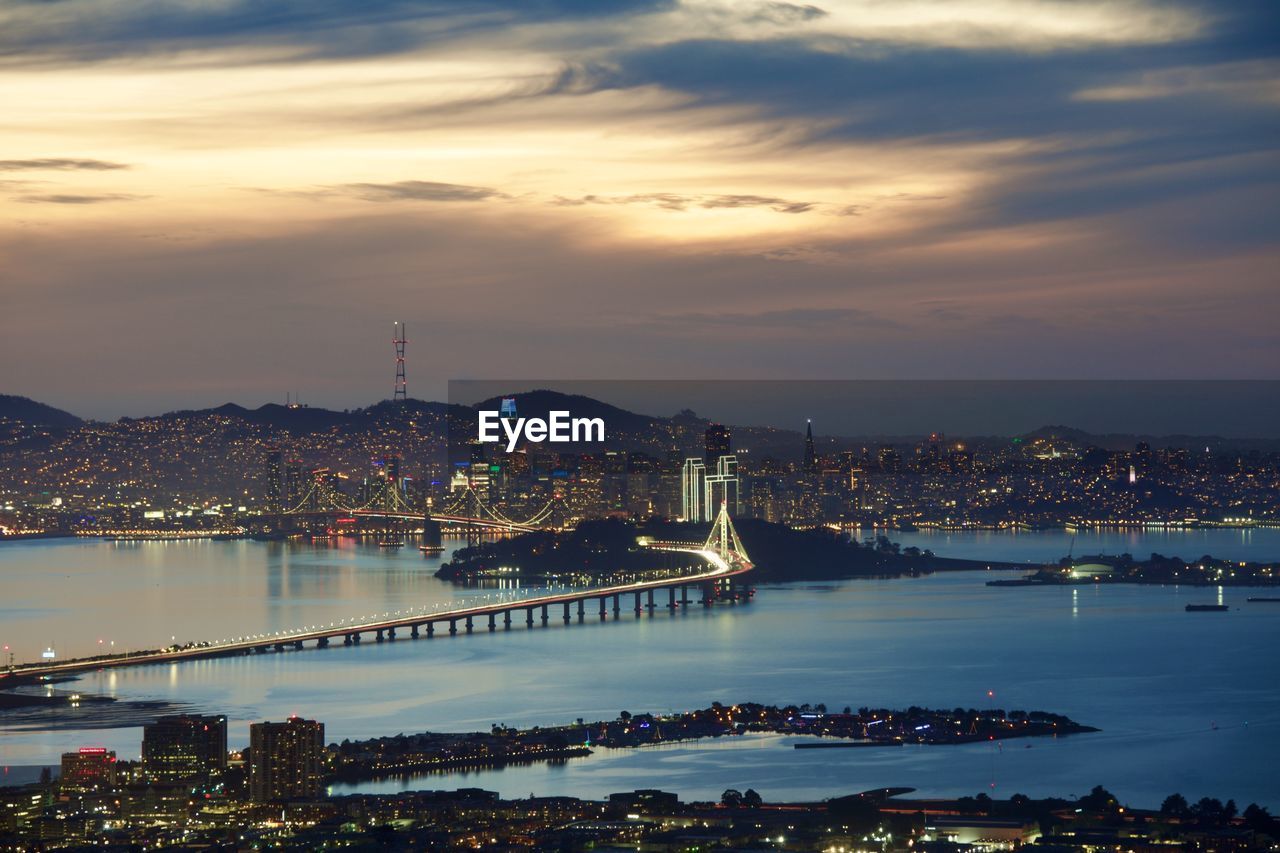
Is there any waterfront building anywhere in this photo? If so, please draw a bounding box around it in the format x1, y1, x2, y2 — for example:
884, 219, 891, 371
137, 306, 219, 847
249, 717, 325, 802
142, 714, 228, 784
59, 748, 117, 792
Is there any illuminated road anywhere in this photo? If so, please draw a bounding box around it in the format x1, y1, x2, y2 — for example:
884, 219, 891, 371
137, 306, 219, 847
3, 541, 752, 679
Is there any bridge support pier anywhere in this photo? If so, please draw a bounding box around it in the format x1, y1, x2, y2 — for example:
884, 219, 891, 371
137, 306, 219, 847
376, 629, 384, 643
343, 635, 352, 646
668, 588, 677, 609
541, 604, 548, 625
599, 597, 607, 620
680, 585, 690, 607
410, 625, 419, 639
526, 608, 534, 628
612, 594, 621, 615
352, 633, 361, 644
448, 619, 457, 636
293, 640, 303, 650
577, 599, 585, 622
702, 582, 714, 607
387, 627, 396, 640
488, 613, 496, 632
563, 601, 571, 623
647, 589, 655, 613
504, 611, 512, 630
317, 637, 329, 648
465, 616, 473, 634
426, 623, 434, 638
274, 643, 285, 653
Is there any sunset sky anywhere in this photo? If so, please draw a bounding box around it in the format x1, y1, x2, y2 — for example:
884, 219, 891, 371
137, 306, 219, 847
1, 0, 1276, 418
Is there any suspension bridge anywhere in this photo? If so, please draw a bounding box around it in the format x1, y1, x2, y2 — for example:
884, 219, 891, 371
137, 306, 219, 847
278, 476, 555, 534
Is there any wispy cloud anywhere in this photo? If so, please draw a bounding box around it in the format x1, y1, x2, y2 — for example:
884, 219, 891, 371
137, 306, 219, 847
553, 192, 817, 213
335, 180, 505, 203
0, 158, 129, 171
18, 193, 143, 204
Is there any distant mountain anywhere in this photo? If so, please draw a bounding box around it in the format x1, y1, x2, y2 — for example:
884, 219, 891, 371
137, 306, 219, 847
0, 395, 82, 428
151, 398, 465, 435
1021, 424, 1273, 452
469, 389, 665, 434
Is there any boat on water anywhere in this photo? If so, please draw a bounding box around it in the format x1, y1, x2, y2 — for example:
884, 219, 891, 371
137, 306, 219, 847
419, 544, 445, 554
378, 540, 404, 548
1186, 603, 1229, 612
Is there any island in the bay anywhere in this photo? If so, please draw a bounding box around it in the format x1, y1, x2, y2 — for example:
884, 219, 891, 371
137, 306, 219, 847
436, 518, 1278, 587
328, 702, 1097, 783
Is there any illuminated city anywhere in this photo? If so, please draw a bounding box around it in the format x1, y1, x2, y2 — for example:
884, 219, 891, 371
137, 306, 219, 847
3, 0, 1279, 848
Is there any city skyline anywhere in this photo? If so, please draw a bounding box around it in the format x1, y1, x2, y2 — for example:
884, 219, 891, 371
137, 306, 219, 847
2, 0, 1278, 418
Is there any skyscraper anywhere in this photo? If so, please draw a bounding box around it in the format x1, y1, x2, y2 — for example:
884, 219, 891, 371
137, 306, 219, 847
681, 458, 706, 522
142, 714, 228, 785
264, 448, 283, 513
249, 717, 325, 802
803, 420, 818, 474
704, 423, 731, 466
704, 454, 739, 517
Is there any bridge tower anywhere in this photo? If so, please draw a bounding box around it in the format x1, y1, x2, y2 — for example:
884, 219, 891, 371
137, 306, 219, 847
704, 501, 748, 563
392, 321, 407, 403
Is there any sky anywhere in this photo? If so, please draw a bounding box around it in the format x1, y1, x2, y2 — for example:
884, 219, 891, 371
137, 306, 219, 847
0, 0, 1277, 419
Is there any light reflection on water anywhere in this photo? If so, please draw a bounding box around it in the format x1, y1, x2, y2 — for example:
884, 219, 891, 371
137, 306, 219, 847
2, 530, 1279, 808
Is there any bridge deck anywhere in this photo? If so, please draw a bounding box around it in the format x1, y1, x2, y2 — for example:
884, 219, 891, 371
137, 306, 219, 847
4, 544, 751, 679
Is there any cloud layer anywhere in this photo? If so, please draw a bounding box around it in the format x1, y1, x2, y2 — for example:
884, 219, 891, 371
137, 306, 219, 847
0, 0, 1276, 417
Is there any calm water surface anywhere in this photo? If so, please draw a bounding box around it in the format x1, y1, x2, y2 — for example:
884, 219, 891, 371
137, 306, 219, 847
2, 530, 1278, 808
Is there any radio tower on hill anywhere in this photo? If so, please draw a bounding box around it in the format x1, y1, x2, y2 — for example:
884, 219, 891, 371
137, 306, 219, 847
393, 322, 407, 402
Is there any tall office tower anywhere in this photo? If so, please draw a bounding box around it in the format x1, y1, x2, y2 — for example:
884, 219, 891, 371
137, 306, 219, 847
249, 717, 325, 802
704, 454, 740, 517
265, 448, 283, 512
60, 748, 117, 792
803, 420, 818, 474
142, 714, 228, 784
704, 423, 731, 466
681, 458, 707, 522
284, 457, 303, 509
